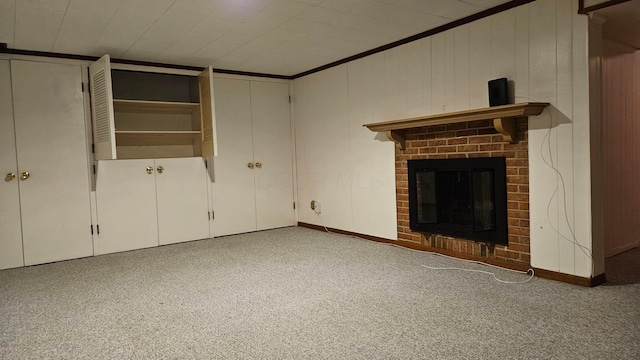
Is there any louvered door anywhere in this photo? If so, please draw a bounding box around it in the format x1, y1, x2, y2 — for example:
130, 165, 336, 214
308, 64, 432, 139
199, 66, 217, 157
90, 55, 117, 160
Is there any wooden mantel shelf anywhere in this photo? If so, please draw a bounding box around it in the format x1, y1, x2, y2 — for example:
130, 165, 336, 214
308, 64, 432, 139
363, 102, 549, 150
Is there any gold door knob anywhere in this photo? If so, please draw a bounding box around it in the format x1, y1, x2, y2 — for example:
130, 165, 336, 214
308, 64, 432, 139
5, 173, 16, 182
157, 166, 164, 174
146, 166, 153, 174
255, 162, 262, 169
247, 163, 254, 169
20, 171, 30, 180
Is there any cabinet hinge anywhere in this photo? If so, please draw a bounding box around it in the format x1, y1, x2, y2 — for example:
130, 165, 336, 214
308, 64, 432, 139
90, 225, 94, 235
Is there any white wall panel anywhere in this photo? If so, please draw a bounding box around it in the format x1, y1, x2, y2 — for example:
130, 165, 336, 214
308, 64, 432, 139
444, 31, 456, 113
469, 17, 492, 108
383, 45, 408, 120
514, 4, 530, 102
430, 33, 446, 113
348, 59, 398, 240
490, 10, 516, 97
528, 0, 560, 273
454, 25, 470, 111
555, 0, 577, 275
421, 37, 433, 115
405, 41, 426, 117
294, 65, 353, 231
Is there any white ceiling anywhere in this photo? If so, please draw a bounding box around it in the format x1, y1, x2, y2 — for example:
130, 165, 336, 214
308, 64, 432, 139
0, 0, 511, 76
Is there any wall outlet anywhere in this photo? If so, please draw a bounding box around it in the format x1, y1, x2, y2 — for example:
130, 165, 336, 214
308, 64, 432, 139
310, 200, 321, 214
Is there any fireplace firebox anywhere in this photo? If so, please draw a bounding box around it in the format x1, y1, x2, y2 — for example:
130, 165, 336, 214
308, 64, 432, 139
408, 157, 508, 245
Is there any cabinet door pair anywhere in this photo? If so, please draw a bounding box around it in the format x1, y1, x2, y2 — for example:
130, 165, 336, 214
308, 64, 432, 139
94, 158, 211, 256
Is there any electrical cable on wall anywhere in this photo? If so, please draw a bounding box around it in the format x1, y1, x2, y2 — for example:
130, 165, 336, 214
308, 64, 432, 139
539, 110, 594, 274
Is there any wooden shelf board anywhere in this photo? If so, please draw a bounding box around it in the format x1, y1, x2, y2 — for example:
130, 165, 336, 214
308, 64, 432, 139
363, 102, 549, 149
113, 99, 200, 113
115, 131, 201, 146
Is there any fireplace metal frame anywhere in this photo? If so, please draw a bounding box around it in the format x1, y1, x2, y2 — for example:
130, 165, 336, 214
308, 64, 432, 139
408, 157, 508, 245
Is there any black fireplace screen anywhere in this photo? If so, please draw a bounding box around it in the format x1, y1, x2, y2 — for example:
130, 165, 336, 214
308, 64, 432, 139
408, 157, 508, 245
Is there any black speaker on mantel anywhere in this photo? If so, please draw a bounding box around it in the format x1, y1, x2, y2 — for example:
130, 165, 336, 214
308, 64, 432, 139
488, 78, 508, 107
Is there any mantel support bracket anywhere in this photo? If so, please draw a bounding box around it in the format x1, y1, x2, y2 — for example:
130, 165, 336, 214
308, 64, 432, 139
386, 130, 406, 150
493, 117, 518, 143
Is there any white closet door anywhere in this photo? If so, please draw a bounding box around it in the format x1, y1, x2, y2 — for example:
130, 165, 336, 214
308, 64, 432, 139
0, 60, 24, 270
251, 81, 295, 230
11, 60, 93, 266
95, 160, 158, 255
156, 157, 210, 245
212, 78, 257, 236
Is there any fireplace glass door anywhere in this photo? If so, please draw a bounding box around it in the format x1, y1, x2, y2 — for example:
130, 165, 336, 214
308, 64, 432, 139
408, 157, 507, 245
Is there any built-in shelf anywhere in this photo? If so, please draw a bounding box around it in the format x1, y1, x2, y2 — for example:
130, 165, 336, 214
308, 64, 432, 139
363, 102, 550, 150
113, 99, 200, 113
115, 130, 201, 146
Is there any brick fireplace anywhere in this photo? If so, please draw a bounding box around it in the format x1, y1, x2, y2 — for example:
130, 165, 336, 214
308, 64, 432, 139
395, 119, 530, 266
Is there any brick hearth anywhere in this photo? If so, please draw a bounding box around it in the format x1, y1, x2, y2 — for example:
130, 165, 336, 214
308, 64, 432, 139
395, 119, 530, 266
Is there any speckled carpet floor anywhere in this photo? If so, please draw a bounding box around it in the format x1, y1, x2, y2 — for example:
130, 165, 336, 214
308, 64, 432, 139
1, 227, 639, 359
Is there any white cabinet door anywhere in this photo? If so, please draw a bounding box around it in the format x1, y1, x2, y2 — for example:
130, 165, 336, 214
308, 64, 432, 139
95, 159, 158, 255
11, 60, 93, 266
251, 81, 295, 230
156, 157, 210, 245
0, 60, 23, 270
212, 78, 257, 236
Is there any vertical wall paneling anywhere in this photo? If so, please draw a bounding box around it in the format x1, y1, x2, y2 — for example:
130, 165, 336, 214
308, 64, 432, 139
572, 4, 597, 276
405, 41, 425, 117
348, 59, 398, 239
444, 31, 456, 113
556, 0, 577, 274
454, 25, 470, 111
490, 9, 516, 99
602, 43, 640, 259
528, 0, 560, 272
514, 4, 530, 103
588, 17, 605, 276
383, 45, 409, 120
468, 18, 492, 108
431, 33, 446, 113
367, 52, 387, 123
422, 37, 433, 115
294, 66, 353, 230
